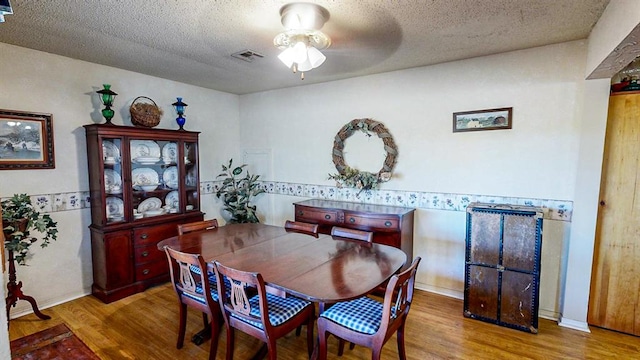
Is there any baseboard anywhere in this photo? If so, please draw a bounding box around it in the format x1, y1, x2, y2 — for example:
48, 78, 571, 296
415, 283, 463, 299
8, 290, 91, 320
415, 283, 562, 322
539, 309, 560, 321
558, 317, 591, 333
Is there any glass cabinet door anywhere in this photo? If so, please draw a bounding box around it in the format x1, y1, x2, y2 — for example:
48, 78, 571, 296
184, 142, 199, 212
102, 138, 124, 224
130, 138, 179, 220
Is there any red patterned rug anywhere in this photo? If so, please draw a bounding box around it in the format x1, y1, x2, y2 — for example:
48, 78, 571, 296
10, 323, 100, 360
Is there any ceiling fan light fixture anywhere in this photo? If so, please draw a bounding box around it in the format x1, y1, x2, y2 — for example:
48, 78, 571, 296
297, 57, 313, 72
274, 3, 331, 79
292, 41, 308, 64
307, 46, 326, 68
278, 47, 295, 68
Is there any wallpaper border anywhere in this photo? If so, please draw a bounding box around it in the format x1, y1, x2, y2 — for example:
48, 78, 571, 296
2, 181, 572, 222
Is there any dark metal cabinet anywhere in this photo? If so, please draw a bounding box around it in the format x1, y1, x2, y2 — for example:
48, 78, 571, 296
464, 202, 543, 333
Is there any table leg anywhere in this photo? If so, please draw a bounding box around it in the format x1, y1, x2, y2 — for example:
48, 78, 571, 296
191, 324, 211, 345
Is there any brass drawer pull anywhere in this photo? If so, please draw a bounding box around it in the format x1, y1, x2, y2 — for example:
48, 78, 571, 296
349, 217, 355, 223
140, 233, 148, 239
385, 221, 392, 227
299, 211, 304, 216
141, 251, 149, 257
325, 214, 331, 220
142, 269, 150, 275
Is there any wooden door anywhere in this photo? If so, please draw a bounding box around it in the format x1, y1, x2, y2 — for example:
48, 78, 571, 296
588, 92, 640, 335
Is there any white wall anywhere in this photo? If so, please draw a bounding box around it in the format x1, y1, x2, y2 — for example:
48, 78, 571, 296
239, 41, 587, 318
585, 0, 640, 77
0, 42, 241, 316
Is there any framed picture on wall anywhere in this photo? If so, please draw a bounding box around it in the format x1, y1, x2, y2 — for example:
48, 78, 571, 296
0, 109, 55, 169
453, 107, 513, 132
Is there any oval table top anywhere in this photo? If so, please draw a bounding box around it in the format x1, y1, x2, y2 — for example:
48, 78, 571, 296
158, 223, 407, 303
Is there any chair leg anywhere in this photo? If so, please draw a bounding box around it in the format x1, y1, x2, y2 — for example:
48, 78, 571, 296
372, 347, 382, 360
337, 338, 355, 356
202, 312, 209, 329
318, 329, 329, 360
177, 303, 187, 349
267, 338, 278, 360
397, 322, 407, 360
225, 327, 234, 360
338, 338, 345, 356
208, 317, 222, 360
306, 314, 315, 358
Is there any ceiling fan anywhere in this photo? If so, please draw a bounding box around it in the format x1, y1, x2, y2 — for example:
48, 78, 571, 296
273, 2, 331, 80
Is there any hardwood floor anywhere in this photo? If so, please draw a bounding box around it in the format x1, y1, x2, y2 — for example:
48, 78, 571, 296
8, 284, 640, 359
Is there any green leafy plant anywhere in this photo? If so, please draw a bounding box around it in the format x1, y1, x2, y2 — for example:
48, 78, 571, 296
2, 193, 58, 265
215, 159, 265, 223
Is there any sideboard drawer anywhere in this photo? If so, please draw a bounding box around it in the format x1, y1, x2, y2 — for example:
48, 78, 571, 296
296, 207, 341, 224
343, 213, 399, 232
135, 259, 168, 281
134, 244, 165, 264
133, 223, 177, 247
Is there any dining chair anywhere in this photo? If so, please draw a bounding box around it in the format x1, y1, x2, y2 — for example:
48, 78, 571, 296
164, 247, 223, 360
284, 220, 319, 236
213, 260, 316, 360
331, 226, 373, 243
317, 257, 422, 360
177, 218, 219, 235
328, 226, 375, 354
177, 219, 220, 277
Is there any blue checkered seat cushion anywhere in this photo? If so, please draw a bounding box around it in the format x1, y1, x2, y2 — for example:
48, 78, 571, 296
231, 293, 311, 329
320, 296, 384, 335
189, 264, 206, 276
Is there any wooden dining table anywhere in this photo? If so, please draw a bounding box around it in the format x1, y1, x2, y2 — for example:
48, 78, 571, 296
157, 222, 408, 304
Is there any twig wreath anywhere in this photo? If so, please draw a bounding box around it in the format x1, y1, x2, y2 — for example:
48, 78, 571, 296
328, 118, 398, 191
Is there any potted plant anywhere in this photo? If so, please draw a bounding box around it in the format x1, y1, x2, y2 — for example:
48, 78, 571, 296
2, 193, 58, 265
215, 159, 265, 223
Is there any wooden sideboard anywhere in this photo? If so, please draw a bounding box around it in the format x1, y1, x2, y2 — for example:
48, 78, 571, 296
293, 199, 415, 264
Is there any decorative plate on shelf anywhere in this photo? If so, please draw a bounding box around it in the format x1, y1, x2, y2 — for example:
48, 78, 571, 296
165, 190, 179, 209
163, 166, 179, 189
133, 156, 160, 165
138, 197, 162, 213
130, 140, 161, 161
102, 140, 121, 161
104, 169, 122, 193
106, 197, 124, 219
132, 167, 159, 188
162, 142, 178, 164
144, 209, 165, 217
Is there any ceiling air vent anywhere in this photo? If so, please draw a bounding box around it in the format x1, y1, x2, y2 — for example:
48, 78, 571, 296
231, 49, 264, 63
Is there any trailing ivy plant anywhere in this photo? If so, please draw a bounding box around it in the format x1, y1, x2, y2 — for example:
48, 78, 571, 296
2, 193, 58, 265
215, 159, 265, 223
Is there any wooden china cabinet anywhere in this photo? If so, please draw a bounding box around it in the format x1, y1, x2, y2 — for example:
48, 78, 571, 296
84, 124, 203, 303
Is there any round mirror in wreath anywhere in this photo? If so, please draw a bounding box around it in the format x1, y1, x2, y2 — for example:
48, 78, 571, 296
328, 118, 398, 191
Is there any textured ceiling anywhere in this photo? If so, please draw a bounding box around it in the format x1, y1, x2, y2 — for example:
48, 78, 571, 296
0, 0, 610, 94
